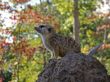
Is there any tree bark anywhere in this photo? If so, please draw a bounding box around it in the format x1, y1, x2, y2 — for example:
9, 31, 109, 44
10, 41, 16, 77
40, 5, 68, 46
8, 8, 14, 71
73, 0, 80, 45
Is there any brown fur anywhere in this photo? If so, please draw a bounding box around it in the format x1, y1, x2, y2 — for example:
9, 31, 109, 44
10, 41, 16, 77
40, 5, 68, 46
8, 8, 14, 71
35, 24, 80, 58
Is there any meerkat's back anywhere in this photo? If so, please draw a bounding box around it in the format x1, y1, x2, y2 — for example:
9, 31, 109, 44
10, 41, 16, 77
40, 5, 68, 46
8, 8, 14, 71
48, 34, 81, 57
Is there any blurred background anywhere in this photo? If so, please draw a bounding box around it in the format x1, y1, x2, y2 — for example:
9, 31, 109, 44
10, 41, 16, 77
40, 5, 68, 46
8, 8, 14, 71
0, 0, 110, 82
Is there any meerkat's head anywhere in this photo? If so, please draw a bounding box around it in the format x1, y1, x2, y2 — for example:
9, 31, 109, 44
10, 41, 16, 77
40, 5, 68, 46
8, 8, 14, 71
35, 24, 55, 37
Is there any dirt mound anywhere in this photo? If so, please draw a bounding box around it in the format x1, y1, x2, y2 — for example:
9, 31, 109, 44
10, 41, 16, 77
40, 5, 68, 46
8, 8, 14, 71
37, 53, 109, 82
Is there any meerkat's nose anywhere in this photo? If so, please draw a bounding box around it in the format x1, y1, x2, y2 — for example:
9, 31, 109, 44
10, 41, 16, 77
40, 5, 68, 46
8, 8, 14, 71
34, 25, 39, 30
34, 24, 42, 29
34, 26, 37, 31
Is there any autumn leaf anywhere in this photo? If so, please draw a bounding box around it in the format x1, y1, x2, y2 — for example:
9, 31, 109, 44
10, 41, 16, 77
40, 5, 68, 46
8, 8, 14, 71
11, 0, 30, 4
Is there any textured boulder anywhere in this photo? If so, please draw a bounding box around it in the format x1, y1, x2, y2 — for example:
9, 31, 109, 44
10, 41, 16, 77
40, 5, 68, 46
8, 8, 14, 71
37, 53, 109, 82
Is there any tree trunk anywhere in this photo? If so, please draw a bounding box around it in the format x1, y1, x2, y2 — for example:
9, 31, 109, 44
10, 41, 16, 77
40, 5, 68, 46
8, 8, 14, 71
73, 0, 80, 45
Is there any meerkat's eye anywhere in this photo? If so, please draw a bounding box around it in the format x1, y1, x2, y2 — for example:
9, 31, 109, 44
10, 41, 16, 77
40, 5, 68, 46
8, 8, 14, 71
48, 28, 52, 32
40, 25, 45, 28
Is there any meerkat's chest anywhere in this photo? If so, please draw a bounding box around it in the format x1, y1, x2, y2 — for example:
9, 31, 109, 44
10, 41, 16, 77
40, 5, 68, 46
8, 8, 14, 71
41, 36, 53, 51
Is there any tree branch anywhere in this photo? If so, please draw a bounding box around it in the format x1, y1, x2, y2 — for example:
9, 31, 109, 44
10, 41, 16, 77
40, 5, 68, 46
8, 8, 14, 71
88, 43, 104, 56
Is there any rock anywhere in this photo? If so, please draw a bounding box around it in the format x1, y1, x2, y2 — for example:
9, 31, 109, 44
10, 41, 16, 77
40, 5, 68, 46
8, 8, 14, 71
37, 53, 109, 82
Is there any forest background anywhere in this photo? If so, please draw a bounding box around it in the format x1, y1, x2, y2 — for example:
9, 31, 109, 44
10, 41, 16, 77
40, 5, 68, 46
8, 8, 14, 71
0, 0, 110, 82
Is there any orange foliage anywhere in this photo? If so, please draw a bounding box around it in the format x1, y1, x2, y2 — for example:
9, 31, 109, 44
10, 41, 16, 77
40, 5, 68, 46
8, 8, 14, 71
97, 24, 110, 31
99, 43, 110, 50
0, 28, 12, 34
87, 15, 98, 22
11, 38, 36, 58
17, 8, 60, 30
0, 77, 4, 82
0, 38, 5, 55
96, 12, 110, 31
11, 0, 30, 4
0, 43, 5, 55
0, 3, 10, 10
97, 13, 110, 18
0, 2, 60, 30
0, 1, 60, 58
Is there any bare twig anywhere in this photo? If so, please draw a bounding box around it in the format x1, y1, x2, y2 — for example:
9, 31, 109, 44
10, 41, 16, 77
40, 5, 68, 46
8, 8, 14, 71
88, 43, 104, 56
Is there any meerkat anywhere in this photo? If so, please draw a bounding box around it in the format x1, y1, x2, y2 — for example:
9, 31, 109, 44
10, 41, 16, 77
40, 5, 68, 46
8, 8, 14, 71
35, 24, 80, 58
